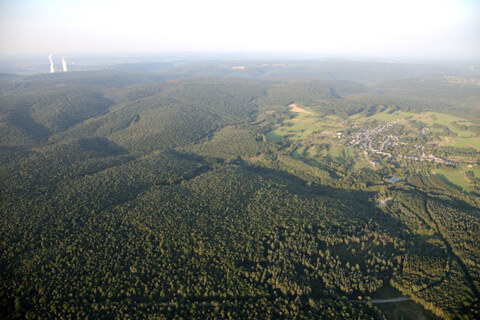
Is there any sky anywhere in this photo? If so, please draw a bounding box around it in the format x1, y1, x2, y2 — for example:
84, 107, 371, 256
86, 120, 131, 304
1, 0, 479, 59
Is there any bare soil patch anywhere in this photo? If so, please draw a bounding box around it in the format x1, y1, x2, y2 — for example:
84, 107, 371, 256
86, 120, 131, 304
288, 103, 313, 114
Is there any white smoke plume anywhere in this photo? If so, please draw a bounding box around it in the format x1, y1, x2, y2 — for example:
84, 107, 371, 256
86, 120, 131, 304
62, 57, 68, 72
49, 54, 55, 73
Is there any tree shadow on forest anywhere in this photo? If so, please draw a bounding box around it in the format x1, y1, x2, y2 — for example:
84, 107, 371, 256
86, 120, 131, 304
241, 164, 464, 257
243, 165, 399, 226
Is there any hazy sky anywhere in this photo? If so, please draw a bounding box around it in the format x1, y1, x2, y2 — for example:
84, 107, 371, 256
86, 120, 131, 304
1, 0, 479, 59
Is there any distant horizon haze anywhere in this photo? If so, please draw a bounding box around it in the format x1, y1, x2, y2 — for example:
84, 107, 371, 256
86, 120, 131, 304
1, 0, 479, 60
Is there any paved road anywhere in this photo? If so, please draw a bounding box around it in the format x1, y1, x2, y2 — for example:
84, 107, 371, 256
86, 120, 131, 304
367, 297, 411, 304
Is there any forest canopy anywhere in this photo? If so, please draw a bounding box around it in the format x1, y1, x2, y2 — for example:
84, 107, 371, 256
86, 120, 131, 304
1, 60, 479, 319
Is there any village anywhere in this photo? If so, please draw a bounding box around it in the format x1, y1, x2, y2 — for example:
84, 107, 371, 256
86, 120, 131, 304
347, 119, 454, 167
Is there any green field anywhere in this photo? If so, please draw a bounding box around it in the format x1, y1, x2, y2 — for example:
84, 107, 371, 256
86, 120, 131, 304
291, 145, 304, 159
419, 112, 475, 138
452, 136, 480, 150
265, 131, 283, 142
414, 111, 479, 150
354, 110, 415, 122
328, 145, 343, 158
461, 165, 480, 178
435, 168, 472, 192
267, 108, 342, 139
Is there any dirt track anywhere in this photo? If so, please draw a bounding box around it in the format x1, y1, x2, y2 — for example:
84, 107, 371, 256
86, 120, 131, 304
368, 297, 411, 304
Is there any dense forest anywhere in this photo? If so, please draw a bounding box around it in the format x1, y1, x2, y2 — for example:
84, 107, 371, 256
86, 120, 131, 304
1, 60, 479, 319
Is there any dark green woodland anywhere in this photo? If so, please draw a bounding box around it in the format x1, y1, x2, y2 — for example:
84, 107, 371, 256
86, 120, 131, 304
1, 60, 479, 319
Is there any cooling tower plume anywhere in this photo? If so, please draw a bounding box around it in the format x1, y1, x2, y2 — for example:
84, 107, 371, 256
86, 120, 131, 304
49, 54, 55, 73
62, 57, 68, 72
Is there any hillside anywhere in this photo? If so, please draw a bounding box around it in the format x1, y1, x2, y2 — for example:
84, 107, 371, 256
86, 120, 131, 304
0, 63, 479, 319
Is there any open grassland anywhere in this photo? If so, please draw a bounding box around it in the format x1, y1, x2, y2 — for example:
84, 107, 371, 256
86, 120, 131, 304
435, 168, 473, 193
353, 110, 415, 122
291, 145, 304, 159
405, 111, 480, 150
452, 136, 480, 150
461, 165, 480, 178
420, 112, 475, 137
354, 159, 372, 170
327, 145, 343, 158
268, 108, 342, 143
265, 131, 283, 142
